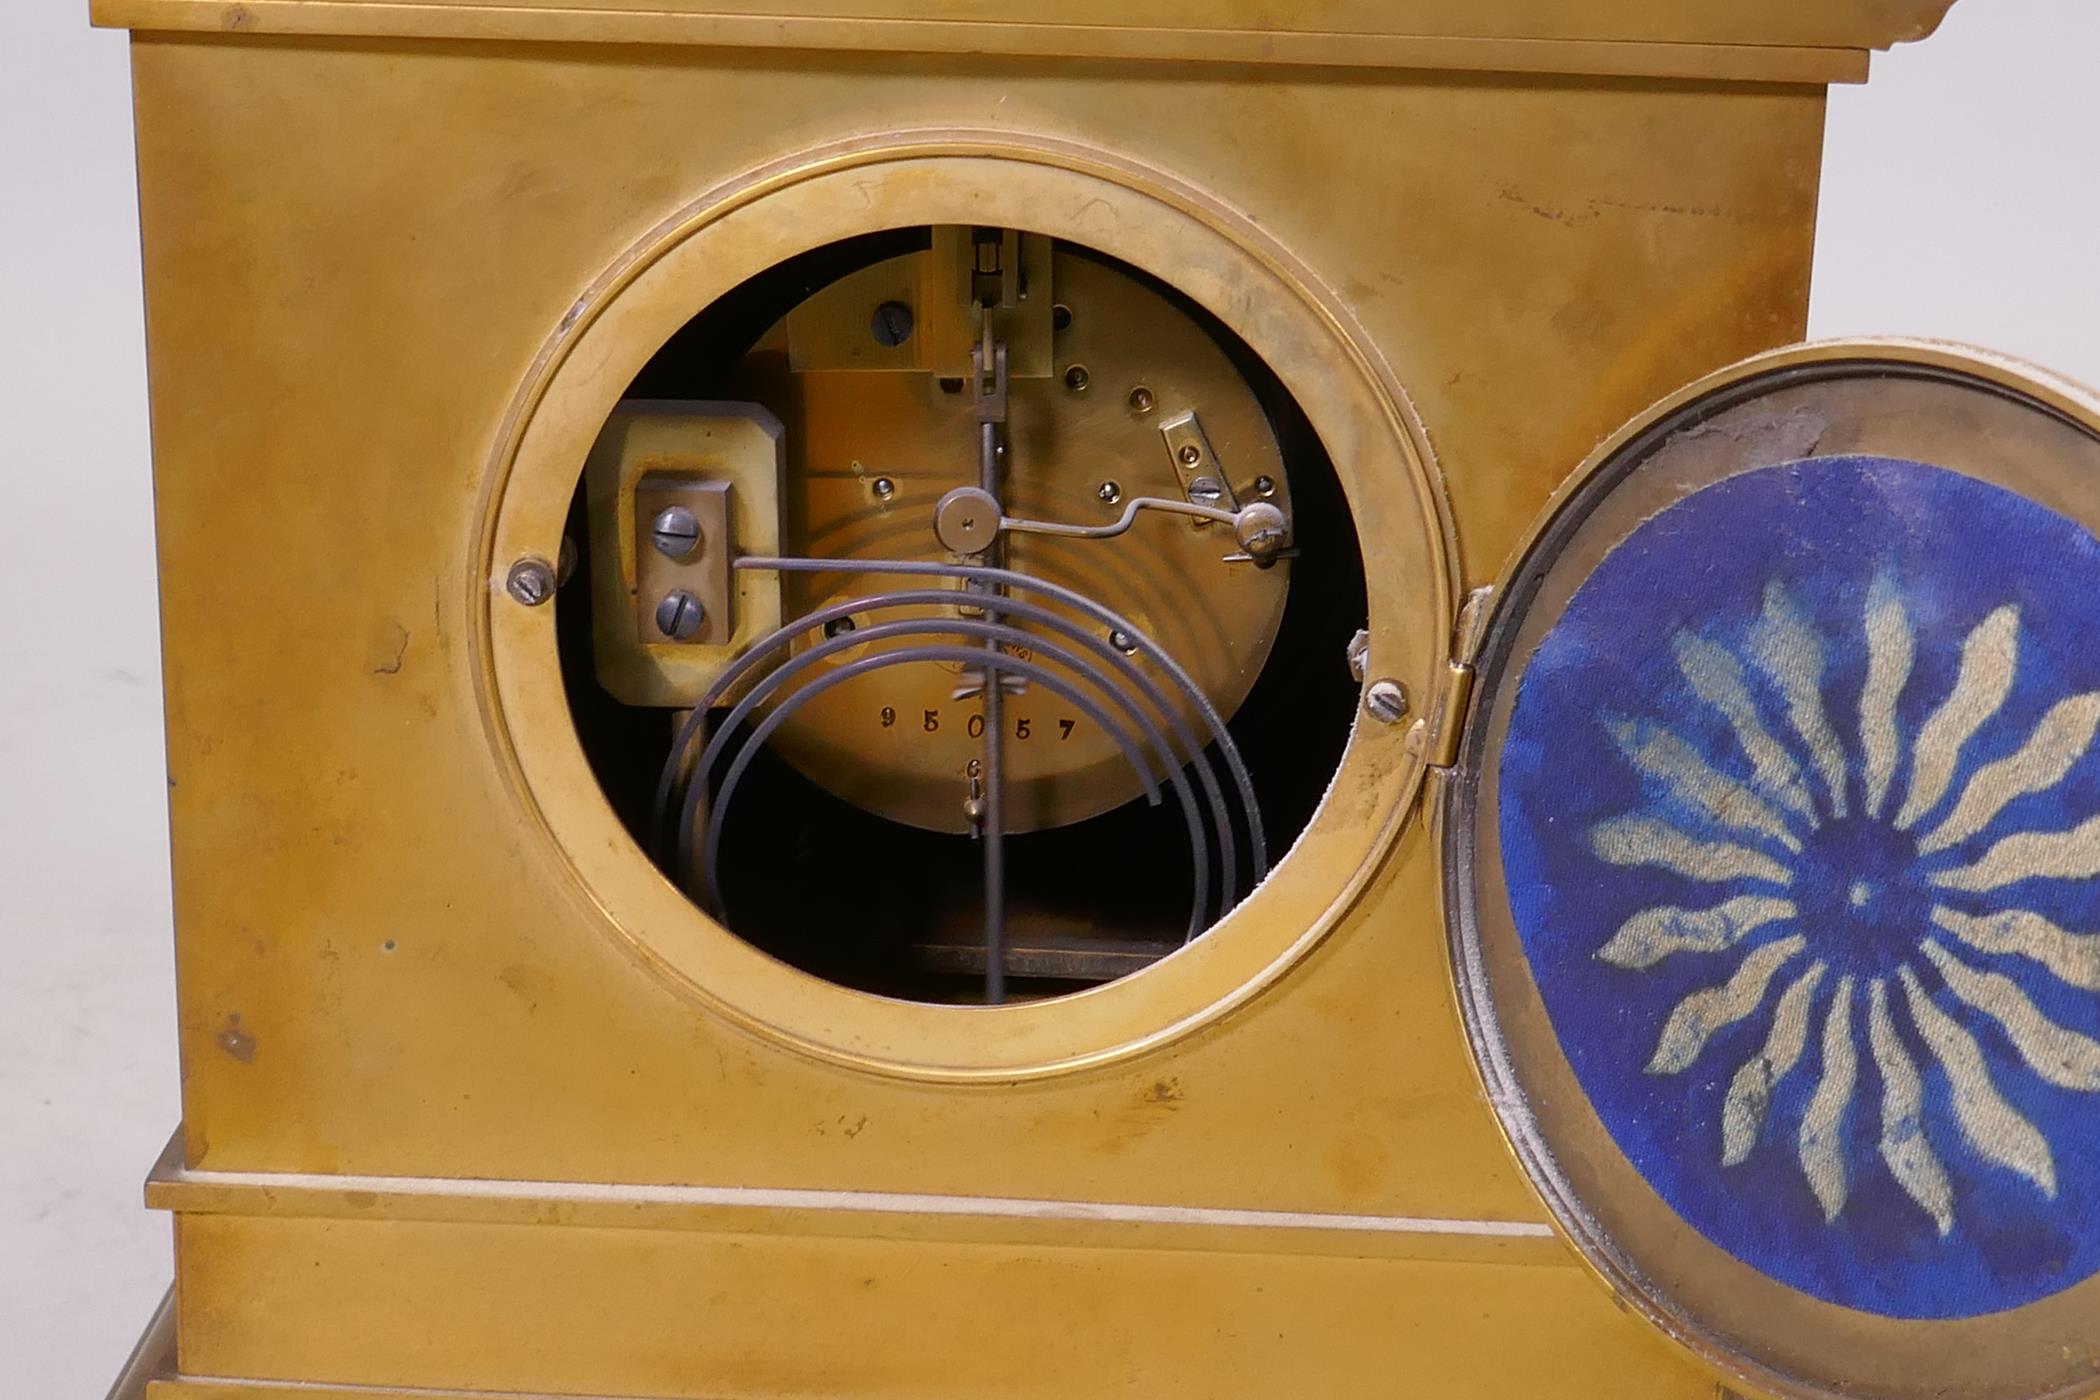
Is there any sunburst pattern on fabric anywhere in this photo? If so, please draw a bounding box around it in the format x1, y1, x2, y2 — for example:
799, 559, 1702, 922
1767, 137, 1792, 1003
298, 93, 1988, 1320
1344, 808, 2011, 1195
1497, 454, 2100, 1320
1596, 586, 2100, 1233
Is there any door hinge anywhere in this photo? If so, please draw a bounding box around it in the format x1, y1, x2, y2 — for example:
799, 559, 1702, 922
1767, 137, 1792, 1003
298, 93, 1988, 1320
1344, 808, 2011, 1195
1414, 585, 1494, 770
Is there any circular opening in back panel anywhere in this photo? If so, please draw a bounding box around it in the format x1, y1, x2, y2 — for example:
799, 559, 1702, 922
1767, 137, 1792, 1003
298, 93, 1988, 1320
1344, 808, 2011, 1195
555, 226, 1367, 1005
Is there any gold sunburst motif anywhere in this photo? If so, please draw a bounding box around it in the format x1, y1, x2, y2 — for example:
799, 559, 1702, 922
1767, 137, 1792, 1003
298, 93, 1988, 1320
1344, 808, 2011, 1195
1594, 576, 2100, 1234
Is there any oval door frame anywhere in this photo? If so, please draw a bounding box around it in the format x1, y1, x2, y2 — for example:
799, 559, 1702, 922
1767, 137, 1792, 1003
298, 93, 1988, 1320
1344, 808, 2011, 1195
1444, 340, 2100, 1400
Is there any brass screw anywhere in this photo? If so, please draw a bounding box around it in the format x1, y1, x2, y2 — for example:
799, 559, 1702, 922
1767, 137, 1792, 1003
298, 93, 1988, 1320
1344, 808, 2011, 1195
1064, 364, 1091, 393
1177, 443, 1202, 467
505, 558, 555, 607
870, 300, 915, 347
1128, 386, 1155, 413
649, 505, 701, 560
1364, 679, 1410, 724
1345, 629, 1370, 683
655, 590, 706, 640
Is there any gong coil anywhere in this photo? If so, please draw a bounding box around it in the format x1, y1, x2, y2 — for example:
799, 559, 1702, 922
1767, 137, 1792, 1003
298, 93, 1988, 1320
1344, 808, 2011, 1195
654, 557, 1268, 943
1447, 344, 2100, 1400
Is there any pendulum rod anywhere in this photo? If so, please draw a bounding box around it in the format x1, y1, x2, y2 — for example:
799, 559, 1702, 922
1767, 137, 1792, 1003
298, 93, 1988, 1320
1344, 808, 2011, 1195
973, 317, 1010, 1005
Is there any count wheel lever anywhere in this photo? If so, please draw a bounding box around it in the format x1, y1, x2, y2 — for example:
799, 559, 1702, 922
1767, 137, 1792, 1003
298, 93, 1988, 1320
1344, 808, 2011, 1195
932, 485, 1291, 565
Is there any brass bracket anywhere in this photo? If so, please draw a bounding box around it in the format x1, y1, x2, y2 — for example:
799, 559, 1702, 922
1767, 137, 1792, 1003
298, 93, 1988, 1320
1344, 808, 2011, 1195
634, 476, 735, 646
1157, 409, 1238, 512
583, 400, 784, 706
782, 227, 1053, 380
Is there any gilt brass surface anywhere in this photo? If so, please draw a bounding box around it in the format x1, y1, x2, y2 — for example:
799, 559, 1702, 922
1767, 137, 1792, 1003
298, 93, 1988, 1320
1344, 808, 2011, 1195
154, 1211, 1705, 1400
90, 0, 1958, 84
92, 0, 1971, 1393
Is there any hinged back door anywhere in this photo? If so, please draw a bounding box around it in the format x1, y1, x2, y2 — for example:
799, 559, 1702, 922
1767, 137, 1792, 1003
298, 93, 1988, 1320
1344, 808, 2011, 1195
1443, 341, 2100, 1400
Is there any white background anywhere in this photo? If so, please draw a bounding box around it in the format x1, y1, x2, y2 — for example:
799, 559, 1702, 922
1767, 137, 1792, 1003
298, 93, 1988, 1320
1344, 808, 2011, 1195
3, 0, 2098, 1392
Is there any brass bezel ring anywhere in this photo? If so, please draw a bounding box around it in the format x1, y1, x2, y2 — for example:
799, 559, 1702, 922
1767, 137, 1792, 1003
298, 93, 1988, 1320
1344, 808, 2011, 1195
472, 130, 1455, 1082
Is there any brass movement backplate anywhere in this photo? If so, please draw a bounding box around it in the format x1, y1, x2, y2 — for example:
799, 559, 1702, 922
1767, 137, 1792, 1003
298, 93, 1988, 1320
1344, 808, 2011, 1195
620, 235, 1300, 835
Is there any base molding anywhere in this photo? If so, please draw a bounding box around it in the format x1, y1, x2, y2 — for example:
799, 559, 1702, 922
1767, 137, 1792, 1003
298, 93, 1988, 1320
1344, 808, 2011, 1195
143, 1132, 1717, 1398
153, 1383, 642, 1400
146, 1131, 1563, 1268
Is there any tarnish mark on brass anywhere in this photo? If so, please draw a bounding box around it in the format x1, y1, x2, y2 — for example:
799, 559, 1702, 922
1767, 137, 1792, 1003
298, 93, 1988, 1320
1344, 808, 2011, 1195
216, 1014, 257, 1064
370, 622, 410, 676
1673, 406, 1831, 463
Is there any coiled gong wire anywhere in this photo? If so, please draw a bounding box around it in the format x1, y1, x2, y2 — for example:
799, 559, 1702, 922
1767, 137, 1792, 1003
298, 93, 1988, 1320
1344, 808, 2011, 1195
650, 557, 1269, 995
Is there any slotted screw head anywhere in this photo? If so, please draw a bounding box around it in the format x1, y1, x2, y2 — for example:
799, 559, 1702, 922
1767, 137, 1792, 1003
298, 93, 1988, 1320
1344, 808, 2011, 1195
870, 300, 915, 348
1243, 527, 1287, 563
1364, 679, 1410, 724
1345, 629, 1371, 683
505, 558, 555, 607
655, 590, 706, 640
650, 505, 702, 560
